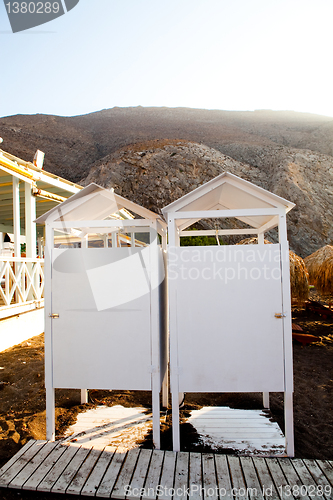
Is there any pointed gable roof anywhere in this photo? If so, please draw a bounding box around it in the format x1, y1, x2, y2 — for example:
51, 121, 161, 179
161, 172, 295, 231
35, 183, 162, 224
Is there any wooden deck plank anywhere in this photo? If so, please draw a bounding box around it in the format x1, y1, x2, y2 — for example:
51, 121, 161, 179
265, 458, 290, 500
81, 446, 116, 497
316, 460, 333, 487
37, 445, 80, 492
202, 454, 218, 500
251, 458, 279, 500
303, 459, 332, 499
51, 446, 91, 494
291, 458, 322, 497
8, 441, 58, 489
0, 440, 36, 478
158, 450, 177, 500
127, 449, 153, 500
111, 448, 140, 499
278, 459, 310, 500
188, 452, 202, 500
173, 452, 189, 500
96, 447, 128, 498
0, 440, 47, 488
23, 442, 69, 491
240, 457, 264, 500
215, 454, 233, 500
66, 447, 104, 496
143, 449, 164, 500
227, 456, 247, 500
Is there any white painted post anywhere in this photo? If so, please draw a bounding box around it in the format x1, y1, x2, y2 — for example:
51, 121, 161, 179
25, 182, 36, 258
279, 213, 295, 457
168, 215, 181, 451
257, 232, 264, 245
161, 232, 169, 409
13, 176, 21, 258
112, 231, 117, 248
150, 222, 161, 449
80, 233, 89, 405
44, 224, 55, 441
263, 392, 270, 409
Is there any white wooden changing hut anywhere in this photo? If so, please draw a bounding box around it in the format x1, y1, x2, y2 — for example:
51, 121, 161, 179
162, 172, 295, 456
36, 183, 168, 449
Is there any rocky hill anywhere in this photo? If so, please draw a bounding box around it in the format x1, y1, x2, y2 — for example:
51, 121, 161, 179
1, 107, 333, 256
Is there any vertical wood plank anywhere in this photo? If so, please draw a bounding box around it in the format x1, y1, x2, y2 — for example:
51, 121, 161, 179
127, 449, 153, 500
202, 454, 218, 500
0, 440, 36, 478
66, 447, 104, 495
251, 458, 279, 500
8, 441, 58, 489
173, 451, 189, 500
96, 447, 128, 498
81, 446, 116, 497
23, 442, 69, 491
265, 458, 290, 500
188, 452, 202, 500
111, 448, 140, 499
51, 446, 91, 494
37, 445, 80, 492
158, 450, 177, 500
278, 459, 310, 500
0, 441, 47, 488
239, 457, 264, 499
143, 449, 164, 500
228, 456, 247, 500
215, 454, 233, 500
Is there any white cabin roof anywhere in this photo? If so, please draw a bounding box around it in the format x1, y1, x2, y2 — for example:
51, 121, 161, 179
35, 183, 163, 224
161, 172, 295, 231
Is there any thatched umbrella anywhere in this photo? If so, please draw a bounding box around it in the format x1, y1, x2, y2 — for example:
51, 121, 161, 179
304, 245, 333, 288
304, 246, 333, 297
237, 237, 309, 302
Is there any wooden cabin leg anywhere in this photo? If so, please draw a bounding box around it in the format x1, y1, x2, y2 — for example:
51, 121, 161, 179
162, 369, 169, 409
46, 387, 55, 441
284, 391, 294, 457
263, 392, 270, 409
172, 391, 180, 451
81, 389, 88, 404
152, 377, 161, 450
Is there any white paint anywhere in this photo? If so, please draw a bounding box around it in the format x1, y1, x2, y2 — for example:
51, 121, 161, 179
0, 308, 44, 352
188, 407, 286, 456
174, 245, 285, 393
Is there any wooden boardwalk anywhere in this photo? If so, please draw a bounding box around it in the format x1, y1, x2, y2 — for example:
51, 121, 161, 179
0, 440, 333, 498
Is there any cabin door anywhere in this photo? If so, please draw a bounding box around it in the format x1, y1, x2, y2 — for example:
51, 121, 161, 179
171, 244, 285, 392
50, 247, 153, 390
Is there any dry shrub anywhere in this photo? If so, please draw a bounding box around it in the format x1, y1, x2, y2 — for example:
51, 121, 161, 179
304, 245, 333, 289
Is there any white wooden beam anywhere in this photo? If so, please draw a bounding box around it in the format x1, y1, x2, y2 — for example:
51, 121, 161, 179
170, 208, 283, 220
12, 177, 21, 258
278, 213, 294, 457
51, 220, 154, 230
44, 224, 55, 441
25, 183, 37, 258
180, 228, 259, 237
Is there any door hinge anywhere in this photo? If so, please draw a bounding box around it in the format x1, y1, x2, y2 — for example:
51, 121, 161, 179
275, 313, 286, 318
49, 313, 59, 319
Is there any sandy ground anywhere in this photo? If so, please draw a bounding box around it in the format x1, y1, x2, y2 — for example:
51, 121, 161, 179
0, 293, 332, 499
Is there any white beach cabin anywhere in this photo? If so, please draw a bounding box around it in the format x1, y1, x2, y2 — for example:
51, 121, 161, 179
162, 172, 295, 456
36, 183, 168, 449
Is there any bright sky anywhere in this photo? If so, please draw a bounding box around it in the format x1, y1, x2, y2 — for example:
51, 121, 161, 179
1, 0, 333, 119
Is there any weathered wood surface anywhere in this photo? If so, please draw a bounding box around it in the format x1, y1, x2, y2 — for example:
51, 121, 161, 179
0, 440, 332, 498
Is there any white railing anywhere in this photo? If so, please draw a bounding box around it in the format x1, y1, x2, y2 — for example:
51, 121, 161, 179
0, 257, 44, 307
